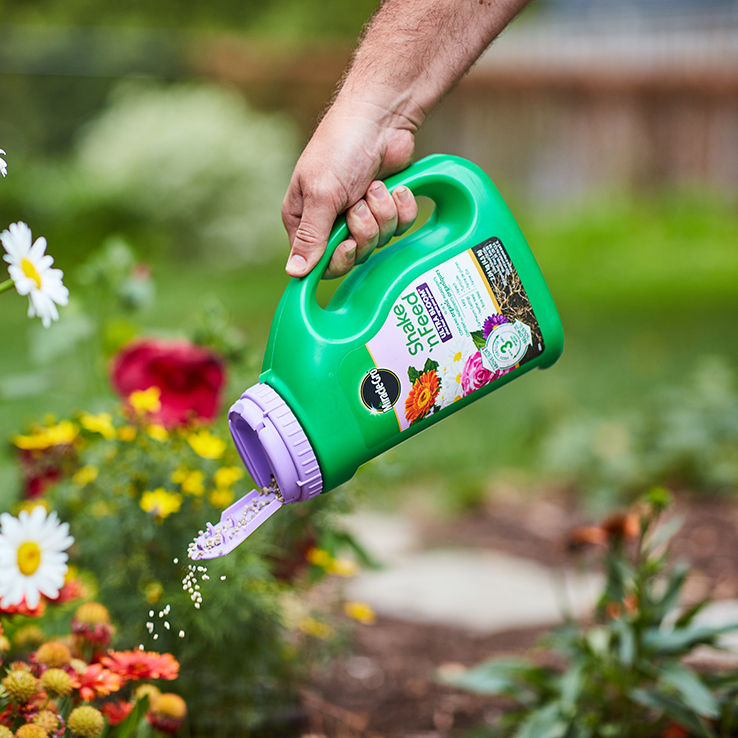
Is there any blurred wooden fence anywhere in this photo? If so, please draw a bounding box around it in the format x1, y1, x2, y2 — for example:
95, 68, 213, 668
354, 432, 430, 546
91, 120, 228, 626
194, 18, 738, 201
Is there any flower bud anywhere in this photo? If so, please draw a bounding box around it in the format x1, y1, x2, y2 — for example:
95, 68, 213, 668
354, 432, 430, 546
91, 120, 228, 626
33, 710, 61, 734
15, 725, 47, 738
35, 640, 72, 668
40, 668, 73, 697
2, 669, 38, 702
147, 693, 187, 735
68, 705, 104, 738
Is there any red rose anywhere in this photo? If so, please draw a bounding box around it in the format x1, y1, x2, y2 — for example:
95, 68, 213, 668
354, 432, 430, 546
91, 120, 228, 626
110, 339, 226, 427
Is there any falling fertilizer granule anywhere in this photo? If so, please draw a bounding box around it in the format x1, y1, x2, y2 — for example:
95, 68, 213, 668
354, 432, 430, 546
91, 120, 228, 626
188, 477, 282, 560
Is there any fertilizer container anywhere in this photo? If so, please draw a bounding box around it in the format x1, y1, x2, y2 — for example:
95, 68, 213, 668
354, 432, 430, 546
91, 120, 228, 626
189, 154, 564, 560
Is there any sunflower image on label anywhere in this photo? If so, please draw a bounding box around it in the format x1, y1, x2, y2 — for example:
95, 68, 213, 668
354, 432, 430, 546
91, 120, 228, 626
364, 237, 544, 431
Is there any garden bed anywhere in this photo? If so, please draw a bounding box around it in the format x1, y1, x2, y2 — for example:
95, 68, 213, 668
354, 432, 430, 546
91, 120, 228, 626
301, 491, 738, 737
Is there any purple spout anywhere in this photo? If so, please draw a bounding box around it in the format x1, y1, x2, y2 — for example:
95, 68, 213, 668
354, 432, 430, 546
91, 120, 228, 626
228, 383, 323, 504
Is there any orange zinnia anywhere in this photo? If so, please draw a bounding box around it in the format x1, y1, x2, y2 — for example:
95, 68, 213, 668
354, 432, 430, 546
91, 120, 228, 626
101, 650, 179, 682
404, 370, 440, 424
71, 663, 122, 701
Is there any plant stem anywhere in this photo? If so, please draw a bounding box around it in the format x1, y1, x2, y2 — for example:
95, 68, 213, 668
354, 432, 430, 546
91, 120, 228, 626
0, 278, 14, 295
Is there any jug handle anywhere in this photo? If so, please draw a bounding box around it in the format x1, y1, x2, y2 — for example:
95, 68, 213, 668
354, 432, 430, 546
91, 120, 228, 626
297, 154, 481, 304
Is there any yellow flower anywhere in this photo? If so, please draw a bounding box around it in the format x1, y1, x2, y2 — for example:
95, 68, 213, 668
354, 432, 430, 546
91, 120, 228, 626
117, 425, 136, 442
187, 430, 226, 459
213, 466, 244, 489
79, 413, 115, 440
297, 617, 334, 639
171, 468, 205, 496
344, 601, 376, 625
140, 489, 182, 520
147, 425, 169, 443
305, 547, 333, 569
17, 499, 49, 515
181, 470, 204, 496
129, 386, 161, 415
73, 465, 99, 486
13, 420, 78, 450
208, 488, 234, 509
328, 558, 359, 578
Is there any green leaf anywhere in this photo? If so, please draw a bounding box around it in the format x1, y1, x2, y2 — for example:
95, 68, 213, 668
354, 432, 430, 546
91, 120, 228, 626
644, 623, 738, 654
653, 562, 690, 621
423, 358, 439, 374
631, 688, 716, 738
115, 694, 149, 738
559, 662, 584, 713
659, 663, 719, 718
470, 330, 487, 349
514, 704, 567, 738
675, 598, 711, 628
616, 619, 635, 666
646, 514, 684, 554
439, 658, 533, 697
408, 366, 421, 383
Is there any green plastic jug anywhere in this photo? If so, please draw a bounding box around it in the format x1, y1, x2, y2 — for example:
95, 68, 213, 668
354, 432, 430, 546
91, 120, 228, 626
189, 154, 564, 560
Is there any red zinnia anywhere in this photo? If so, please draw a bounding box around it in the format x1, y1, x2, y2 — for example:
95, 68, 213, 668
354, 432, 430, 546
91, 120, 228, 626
101, 699, 134, 726
101, 650, 179, 682
110, 338, 226, 427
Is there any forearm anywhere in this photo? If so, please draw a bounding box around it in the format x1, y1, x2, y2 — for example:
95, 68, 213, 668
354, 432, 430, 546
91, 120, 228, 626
333, 0, 532, 129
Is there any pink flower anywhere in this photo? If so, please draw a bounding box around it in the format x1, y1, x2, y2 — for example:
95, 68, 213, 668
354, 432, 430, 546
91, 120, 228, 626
460, 351, 510, 396
110, 339, 226, 427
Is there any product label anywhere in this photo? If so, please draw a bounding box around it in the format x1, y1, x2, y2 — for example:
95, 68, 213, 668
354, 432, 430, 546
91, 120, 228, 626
362, 237, 544, 431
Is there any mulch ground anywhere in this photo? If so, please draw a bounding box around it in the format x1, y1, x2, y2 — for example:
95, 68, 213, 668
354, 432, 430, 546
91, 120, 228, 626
298, 491, 738, 738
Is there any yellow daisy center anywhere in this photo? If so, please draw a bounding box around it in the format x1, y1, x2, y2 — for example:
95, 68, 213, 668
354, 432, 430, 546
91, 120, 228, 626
21, 258, 42, 289
17, 541, 42, 576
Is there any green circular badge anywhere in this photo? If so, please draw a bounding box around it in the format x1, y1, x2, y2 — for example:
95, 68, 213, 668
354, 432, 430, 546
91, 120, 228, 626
483, 323, 529, 369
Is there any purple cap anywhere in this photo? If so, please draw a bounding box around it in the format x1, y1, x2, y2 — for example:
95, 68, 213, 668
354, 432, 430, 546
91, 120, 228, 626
228, 383, 323, 504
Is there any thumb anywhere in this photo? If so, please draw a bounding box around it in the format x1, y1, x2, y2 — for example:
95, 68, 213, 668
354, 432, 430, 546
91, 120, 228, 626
284, 197, 342, 278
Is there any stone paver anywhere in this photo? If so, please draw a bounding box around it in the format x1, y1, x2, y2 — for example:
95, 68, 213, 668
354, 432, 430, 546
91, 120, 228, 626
343, 512, 602, 633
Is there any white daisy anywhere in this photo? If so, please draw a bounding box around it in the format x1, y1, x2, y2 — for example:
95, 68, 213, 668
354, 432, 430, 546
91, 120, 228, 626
1, 221, 69, 328
0, 149, 7, 177
0, 507, 74, 609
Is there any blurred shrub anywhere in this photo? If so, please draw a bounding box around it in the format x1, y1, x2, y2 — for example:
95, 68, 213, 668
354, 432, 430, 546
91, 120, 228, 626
541, 357, 738, 502
440, 490, 738, 737
75, 81, 298, 264
41, 405, 350, 735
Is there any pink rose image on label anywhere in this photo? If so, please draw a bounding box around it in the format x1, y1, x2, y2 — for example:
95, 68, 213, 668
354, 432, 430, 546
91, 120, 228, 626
460, 351, 511, 396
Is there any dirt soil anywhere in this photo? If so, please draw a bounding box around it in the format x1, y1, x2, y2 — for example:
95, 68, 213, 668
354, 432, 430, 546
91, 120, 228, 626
299, 492, 738, 738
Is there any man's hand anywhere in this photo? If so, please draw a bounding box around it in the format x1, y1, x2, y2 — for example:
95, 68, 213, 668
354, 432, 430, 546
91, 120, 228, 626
281, 0, 532, 279
282, 100, 419, 279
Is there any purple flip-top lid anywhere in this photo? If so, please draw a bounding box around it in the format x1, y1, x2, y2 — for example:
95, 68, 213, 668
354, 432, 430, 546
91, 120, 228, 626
228, 383, 323, 504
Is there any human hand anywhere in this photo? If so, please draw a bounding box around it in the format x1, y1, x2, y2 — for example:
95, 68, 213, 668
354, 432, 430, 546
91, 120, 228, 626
282, 100, 419, 279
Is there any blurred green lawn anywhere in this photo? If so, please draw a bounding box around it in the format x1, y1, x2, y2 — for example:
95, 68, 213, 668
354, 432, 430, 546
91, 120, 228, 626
2, 191, 737, 510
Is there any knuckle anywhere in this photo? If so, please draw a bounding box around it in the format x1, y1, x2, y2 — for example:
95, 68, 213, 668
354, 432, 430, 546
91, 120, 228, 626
293, 223, 323, 247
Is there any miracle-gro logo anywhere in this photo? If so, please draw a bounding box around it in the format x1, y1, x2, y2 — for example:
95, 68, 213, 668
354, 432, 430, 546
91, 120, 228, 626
361, 368, 400, 413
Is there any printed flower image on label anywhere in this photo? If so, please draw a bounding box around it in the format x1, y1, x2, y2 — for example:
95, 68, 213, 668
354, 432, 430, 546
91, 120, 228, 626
364, 237, 544, 432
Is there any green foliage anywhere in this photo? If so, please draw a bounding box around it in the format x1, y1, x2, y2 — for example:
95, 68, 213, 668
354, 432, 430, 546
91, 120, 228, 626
440, 491, 738, 738
0, 0, 380, 36
75, 81, 298, 265
36, 404, 359, 735
540, 357, 738, 503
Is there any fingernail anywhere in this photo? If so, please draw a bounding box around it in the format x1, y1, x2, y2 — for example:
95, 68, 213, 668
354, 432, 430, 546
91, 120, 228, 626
370, 183, 387, 200
396, 186, 410, 204
287, 253, 307, 274
354, 201, 371, 219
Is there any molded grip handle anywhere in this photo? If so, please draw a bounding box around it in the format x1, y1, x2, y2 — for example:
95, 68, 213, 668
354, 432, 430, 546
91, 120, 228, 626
299, 154, 482, 299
